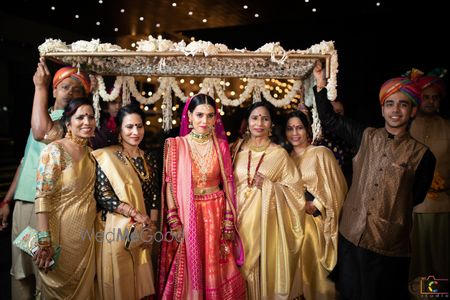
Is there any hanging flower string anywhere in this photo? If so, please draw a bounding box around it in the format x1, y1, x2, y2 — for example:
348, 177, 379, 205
198, 79, 216, 98
161, 91, 173, 131
121, 79, 131, 105
93, 75, 304, 130
170, 79, 189, 102
126, 76, 164, 104
96, 75, 123, 101
92, 90, 101, 127
95, 75, 302, 107
326, 48, 338, 101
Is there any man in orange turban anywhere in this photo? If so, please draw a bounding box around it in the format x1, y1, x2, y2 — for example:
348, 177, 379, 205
409, 69, 449, 294
312, 62, 436, 300
0, 58, 91, 300
52, 66, 91, 95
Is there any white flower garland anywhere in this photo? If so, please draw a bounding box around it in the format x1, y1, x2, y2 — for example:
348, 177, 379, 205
92, 90, 101, 127
260, 80, 302, 107
170, 79, 189, 102
96, 75, 123, 101
38, 39, 69, 54
161, 91, 173, 131
121, 78, 131, 105
38, 38, 125, 55
300, 40, 338, 102
303, 74, 314, 107
182, 40, 218, 57
92, 74, 305, 130
252, 85, 262, 102
198, 79, 216, 98
310, 101, 322, 143
126, 77, 163, 104
71, 39, 101, 52
38, 39, 338, 102
256, 42, 289, 65
136, 35, 174, 52
326, 48, 339, 101
97, 43, 125, 52
212, 79, 252, 106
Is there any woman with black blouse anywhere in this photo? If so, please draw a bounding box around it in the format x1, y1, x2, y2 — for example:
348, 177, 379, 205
92, 104, 160, 299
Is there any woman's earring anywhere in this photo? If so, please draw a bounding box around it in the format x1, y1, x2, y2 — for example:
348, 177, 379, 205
118, 135, 122, 144
269, 124, 274, 136
65, 128, 73, 139
188, 120, 193, 129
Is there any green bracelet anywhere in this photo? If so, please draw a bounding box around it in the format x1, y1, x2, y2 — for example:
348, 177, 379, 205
37, 231, 51, 241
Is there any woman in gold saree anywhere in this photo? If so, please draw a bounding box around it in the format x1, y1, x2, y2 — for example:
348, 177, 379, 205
232, 101, 305, 299
33, 98, 97, 299
92, 104, 159, 299
158, 94, 246, 299
285, 111, 347, 300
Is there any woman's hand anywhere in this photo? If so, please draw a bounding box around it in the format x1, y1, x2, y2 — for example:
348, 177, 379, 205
222, 231, 235, 241
171, 226, 184, 243
128, 206, 151, 226
253, 172, 266, 189
141, 221, 158, 249
305, 201, 319, 216
132, 211, 151, 226
0, 203, 10, 231
33, 246, 55, 273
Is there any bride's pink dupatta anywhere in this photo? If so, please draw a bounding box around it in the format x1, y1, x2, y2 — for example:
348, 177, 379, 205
158, 97, 243, 298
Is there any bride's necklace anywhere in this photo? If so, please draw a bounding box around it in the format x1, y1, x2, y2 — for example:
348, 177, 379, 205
189, 137, 213, 185
123, 148, 150, 182
189, 130, 211, 144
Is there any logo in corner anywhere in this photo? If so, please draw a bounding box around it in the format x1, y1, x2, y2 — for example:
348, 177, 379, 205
420, 276, 448, 296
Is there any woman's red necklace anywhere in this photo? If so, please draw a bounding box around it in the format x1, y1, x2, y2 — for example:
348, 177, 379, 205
245, 149, 266, 199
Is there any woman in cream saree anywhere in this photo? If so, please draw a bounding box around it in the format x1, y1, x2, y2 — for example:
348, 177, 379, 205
34, 98, 97, 299
285, 110, 347, 300
93, 104, 158, 300
232, 101, 305, 299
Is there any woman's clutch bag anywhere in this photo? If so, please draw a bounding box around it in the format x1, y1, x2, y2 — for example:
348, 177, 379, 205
13, 226, 61, 268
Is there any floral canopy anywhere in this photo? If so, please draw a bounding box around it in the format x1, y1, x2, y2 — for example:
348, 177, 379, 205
39, 36, 338, 138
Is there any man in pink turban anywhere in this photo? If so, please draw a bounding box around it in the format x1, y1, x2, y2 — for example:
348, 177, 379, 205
412, 69, 447, 114
312, 61, 436, 300
0, 58, 91, 300
408, 69, 449, 295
